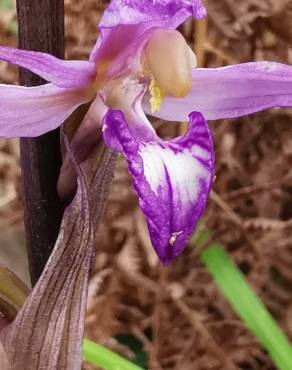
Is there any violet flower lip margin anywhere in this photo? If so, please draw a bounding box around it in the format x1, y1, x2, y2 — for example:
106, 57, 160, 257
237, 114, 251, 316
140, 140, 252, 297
0, 0, 292, 264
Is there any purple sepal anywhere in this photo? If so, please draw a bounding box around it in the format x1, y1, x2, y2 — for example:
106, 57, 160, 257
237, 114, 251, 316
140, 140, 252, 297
90, 0, 206, 78
103, 109, 214, 264
0, 83, 90, 138
146, 61, 292, 121
99, 0, 206, 29
0, 45, 96, 88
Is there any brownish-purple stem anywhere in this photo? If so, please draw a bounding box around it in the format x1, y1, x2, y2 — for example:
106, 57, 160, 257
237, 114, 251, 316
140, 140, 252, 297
16, 0, 64, 286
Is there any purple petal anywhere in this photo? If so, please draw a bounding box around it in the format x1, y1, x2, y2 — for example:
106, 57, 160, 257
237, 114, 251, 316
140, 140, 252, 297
0, 83, 90, 138
103, 109, 214, 264
90, 1, 206, 78
0, 45, 96, 88
145, 62, 292, 121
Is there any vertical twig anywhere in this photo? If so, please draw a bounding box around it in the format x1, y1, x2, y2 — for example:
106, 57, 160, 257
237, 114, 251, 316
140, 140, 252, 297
16, 0, 64, 285
194, 17, 208, 67
149, 266, 167, 370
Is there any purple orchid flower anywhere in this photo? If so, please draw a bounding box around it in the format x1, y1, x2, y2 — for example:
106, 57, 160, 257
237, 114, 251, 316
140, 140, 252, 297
1, 0, 292, 264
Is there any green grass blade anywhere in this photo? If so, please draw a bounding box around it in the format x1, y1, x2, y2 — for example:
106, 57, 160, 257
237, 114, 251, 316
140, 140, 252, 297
201, 244, 292, 370
83, 338, 144, 370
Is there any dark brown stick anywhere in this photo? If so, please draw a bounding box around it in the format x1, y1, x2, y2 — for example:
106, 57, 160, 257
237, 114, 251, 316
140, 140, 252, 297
16, 0, 64, 286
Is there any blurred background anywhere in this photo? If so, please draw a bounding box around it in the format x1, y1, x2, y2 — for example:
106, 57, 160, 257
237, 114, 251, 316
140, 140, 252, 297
1, 0, 292, 369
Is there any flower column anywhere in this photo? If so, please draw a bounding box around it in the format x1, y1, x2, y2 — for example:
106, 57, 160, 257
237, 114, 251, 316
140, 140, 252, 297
16, 0, 64, 285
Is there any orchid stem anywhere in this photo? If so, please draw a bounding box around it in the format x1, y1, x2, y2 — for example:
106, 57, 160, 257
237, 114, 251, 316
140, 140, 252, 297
16, 0, 65, 285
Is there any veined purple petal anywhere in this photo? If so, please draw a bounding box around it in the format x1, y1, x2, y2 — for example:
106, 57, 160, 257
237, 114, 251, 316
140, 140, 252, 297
0, 45, 96, 88
145, 61, 292, 121
0, 83, 90, 138
103, 109, 214, 264
90, 1, 206, 78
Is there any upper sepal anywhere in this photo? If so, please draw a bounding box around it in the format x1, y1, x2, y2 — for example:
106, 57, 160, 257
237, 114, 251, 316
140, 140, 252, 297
90, 0, 206, 76
99, 0, 206, 29
103, 110, 214, 264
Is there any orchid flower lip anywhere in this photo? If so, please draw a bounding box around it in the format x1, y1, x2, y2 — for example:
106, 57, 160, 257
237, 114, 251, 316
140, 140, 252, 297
103, 109, 215, 264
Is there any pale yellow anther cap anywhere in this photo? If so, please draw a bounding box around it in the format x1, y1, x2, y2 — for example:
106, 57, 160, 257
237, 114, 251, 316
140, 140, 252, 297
144, 30, 196, 98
